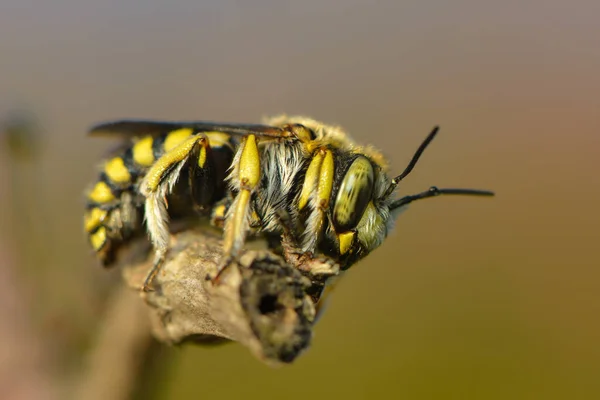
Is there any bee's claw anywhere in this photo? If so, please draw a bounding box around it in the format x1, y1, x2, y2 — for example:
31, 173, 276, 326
207, 256, 233, 285
141, 283, 156, 293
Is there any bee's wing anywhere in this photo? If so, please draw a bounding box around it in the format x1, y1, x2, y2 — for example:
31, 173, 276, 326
89, 119, 288, 139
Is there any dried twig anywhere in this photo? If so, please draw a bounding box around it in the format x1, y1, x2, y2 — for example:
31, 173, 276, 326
119, 228, 320, 366
75, 227, 326, 400
72, 285, 153, 400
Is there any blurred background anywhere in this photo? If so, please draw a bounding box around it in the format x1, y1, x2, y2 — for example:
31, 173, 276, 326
1, 0, 599, 399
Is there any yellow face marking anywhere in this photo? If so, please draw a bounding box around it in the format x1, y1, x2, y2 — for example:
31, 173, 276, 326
104, 157, 131, 184
88, 181, 116, 204
338, 231, 355, 255
133, 136, 155, 167
84, 208, 108, 233
317, 149, 334, 209
143, 136, 202, 192
206, 132, 231, 148
298, 150, 325, 210
163, 128, 193, 152
239, 134, 260, 190
90, 226, 107, 251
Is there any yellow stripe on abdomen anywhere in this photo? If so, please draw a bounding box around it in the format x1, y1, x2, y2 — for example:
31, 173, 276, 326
104, 157, 131, 184
88, 181, 116, 204
90, 226, 108, 251
84, 207, 108, 233
133, 136, 155, 167
163, 128, 193, 152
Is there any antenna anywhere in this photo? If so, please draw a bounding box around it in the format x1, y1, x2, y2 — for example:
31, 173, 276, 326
383, 126, 439, 198
390, 186, 495, 210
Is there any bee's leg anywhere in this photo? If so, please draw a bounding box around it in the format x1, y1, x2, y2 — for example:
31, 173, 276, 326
211, 134, 261, 283
139, 135, 205, 291
282, 244, 340, 279
189, 136, 221, 211
297, 148, 334, 253
114, 191, 141, 240
142, 251, 166, 291
281, 147, 340, 278
248, 197, 264, 230
270, 208, 301, 255
211, 198, 262, 236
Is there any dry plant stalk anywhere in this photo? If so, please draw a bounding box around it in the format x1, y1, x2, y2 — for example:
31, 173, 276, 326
73, 285, 153, 400
118, 228, 321, 366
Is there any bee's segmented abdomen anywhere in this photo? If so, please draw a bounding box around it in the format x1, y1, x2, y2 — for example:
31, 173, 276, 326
84, 136, 159, 265
84, 128, 237, 266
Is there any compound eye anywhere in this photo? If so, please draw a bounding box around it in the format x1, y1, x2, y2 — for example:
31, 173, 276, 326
333, 156, 374, 232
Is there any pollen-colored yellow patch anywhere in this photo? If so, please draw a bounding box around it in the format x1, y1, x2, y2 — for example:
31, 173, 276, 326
104, 157, 131, 184
239, 135, 260, 189
84, 207, 108, 233
338, 231, 355, 255
88, 181, 116, 204
163, 128, 193, 152
133, 136, 155, 167
143, 136, 201, 192
298, 150, 325, 210
317, 150, 334, 209
90, 226, 107, 251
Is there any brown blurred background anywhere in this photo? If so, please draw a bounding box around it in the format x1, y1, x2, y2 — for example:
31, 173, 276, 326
1, 1, 599, 399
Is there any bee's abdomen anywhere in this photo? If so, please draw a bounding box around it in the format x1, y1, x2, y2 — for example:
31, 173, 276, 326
84, 129, 237, 265
84, 137, 158, 265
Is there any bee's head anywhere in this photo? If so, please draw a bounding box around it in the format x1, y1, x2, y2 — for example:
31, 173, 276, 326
326, 126, 494, 269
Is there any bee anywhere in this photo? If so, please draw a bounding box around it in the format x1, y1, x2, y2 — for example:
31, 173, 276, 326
84, 115, 494, 291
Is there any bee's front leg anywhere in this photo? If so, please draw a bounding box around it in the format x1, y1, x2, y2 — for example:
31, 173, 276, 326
284, 146, 340, 279
277, 219, 339, 279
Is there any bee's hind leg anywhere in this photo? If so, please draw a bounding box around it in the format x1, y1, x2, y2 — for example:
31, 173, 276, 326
139, 135, 207, 291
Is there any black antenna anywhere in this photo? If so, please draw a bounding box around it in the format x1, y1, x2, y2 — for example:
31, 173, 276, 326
390, 186, 495, 210
383, 126, 439, 198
